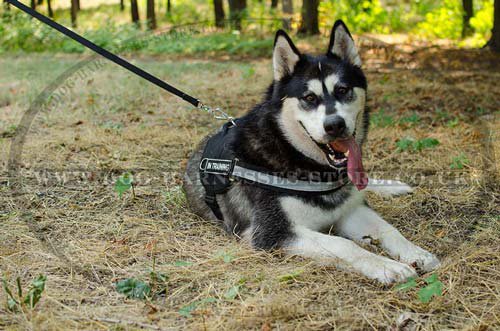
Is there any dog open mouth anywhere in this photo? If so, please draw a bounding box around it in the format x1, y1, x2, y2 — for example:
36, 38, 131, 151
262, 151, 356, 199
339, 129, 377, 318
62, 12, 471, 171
299, 122, 368, 190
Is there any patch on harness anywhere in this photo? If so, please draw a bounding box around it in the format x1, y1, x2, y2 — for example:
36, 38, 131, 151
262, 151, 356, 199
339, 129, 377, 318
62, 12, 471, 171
200, 158, 234, 175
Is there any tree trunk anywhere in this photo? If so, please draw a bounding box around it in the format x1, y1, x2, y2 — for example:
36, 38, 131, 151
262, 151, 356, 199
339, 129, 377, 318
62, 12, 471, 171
462, 0, 473, 37
120, 0, 124, 11
228, 0, 246, 30
214, 0, 225, 28
487, 0, 500, 52
167, 0, 171, 13
37, 0, 43, 5
131, 0, 140, 25
76, 0, 80, 11
282, 0, 293, 30
271, 0, 278, 9
71, 0, 78, 27
30, 0, 36, 10
47, 0, 53, 17
146, 0, 157, 29
299, 0, 319, 35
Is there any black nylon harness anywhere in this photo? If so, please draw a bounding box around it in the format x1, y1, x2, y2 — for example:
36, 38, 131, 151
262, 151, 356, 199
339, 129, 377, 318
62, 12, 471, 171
199, 121, 349, 220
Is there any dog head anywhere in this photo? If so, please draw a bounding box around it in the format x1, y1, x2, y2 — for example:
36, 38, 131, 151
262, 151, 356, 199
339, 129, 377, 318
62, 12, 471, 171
272, 20, 368, 173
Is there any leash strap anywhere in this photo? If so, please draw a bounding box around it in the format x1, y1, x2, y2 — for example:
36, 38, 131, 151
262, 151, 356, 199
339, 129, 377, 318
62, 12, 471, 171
6, 0, 201, 107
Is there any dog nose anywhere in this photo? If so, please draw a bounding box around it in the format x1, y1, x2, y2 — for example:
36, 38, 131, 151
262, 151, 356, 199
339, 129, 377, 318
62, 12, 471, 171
324, 116, 346, 137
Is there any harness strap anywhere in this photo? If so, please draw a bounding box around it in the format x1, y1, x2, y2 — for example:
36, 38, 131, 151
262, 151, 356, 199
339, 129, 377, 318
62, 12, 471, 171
204, 190, 225, 220
6, 0, 200, 108
200, 157, 348, 220
231, 164, 348, 193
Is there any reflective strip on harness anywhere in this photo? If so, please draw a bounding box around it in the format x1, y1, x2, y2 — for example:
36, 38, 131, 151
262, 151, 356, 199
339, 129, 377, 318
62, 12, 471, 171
231, 165, 348, 192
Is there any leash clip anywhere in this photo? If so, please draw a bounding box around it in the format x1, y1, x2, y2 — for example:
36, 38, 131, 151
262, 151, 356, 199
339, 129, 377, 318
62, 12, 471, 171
198, 103, 236, 126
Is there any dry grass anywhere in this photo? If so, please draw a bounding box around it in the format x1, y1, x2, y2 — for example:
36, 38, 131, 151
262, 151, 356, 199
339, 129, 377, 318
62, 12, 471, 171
0, 40, 499, 330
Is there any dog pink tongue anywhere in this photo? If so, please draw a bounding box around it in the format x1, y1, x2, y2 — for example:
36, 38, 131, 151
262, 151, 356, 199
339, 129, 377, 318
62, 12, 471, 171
330, 137, 368, 190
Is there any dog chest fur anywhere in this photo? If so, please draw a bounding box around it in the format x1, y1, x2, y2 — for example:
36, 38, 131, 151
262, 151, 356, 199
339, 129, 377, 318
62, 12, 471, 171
280, 187, 364, 231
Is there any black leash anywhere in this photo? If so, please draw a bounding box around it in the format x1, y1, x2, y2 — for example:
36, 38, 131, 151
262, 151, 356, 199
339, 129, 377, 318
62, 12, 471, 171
6, 0, 234, 122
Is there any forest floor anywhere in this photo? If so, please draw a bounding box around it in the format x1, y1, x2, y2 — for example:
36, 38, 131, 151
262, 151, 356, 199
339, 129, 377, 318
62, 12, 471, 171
0, 37, 499, 330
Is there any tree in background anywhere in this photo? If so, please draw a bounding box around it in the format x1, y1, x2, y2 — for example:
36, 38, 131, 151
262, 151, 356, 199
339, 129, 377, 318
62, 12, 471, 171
30, 0, 36, 10
214, 0, 225, 28
299, 0, 319, 35
167, 0, 171, 14
120, 0, 125, 11
147, 0, 157, 29
271, 0, 277, 9
487, 0, 500, 52
131, 0, 140, 25
71, 0, 78, 27
228, 0, 247, 30
282, 0, 293, 30
76, 0, 80, 11
462, 0, 473, 37
47, 0, 53, 17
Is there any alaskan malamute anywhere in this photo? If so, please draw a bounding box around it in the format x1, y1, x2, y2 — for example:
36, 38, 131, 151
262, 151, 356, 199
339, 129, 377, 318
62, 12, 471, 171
183, 20, 440, 283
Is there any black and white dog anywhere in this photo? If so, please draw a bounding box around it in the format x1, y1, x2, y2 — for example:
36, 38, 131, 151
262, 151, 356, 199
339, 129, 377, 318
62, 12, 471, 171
184, 21, 440, 284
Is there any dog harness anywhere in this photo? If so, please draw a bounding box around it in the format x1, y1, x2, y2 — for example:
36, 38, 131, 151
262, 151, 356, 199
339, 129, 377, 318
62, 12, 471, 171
199, 121, 350, 220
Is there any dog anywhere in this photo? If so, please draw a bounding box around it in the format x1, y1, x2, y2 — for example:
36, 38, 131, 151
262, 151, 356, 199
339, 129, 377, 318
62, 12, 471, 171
183, 20, 440, 284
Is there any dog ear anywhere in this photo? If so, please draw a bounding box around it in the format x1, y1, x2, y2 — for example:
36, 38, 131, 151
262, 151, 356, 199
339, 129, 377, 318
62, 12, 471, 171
273, 30, 300, 80
327, 20, 361, 67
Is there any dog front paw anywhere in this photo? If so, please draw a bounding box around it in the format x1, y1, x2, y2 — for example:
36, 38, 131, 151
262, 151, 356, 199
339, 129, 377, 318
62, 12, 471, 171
400, 246, 440, 272
354, 255, 418, 284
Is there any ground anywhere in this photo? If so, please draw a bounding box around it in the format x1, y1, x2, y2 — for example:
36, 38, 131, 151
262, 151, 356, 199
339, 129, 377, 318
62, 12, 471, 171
0, 37, 499, 330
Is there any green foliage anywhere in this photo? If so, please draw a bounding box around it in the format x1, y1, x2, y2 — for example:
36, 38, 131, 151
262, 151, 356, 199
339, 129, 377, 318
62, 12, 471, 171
179, 297, 216, 317
396, 137, 440, 152
396, 138, 414, 152
0, 0, 494, 54
116, 268, 170, 300
115, 278, 151, 299
395, 273, 444, 303
278, 270, 302, 283
371, 109, 395, 128
394, 277, 417, 291
415, 0, 463, 39
320, 0, 392, 33
216, 250, 236, 263
399, 113, 421, 127
114, 172, 133, 198
450, 153, 470, 169
413, 138, 440, 151
418, 274, 444, 303
224, 280, 246, 300
173, 260, 193, 267
467, 0, 494, 46
2, 275, 47, 312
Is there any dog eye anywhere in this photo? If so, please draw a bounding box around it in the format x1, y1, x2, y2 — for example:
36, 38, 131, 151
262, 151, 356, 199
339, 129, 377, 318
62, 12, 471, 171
335, 86, 349, 96
304, 94, 317, 103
